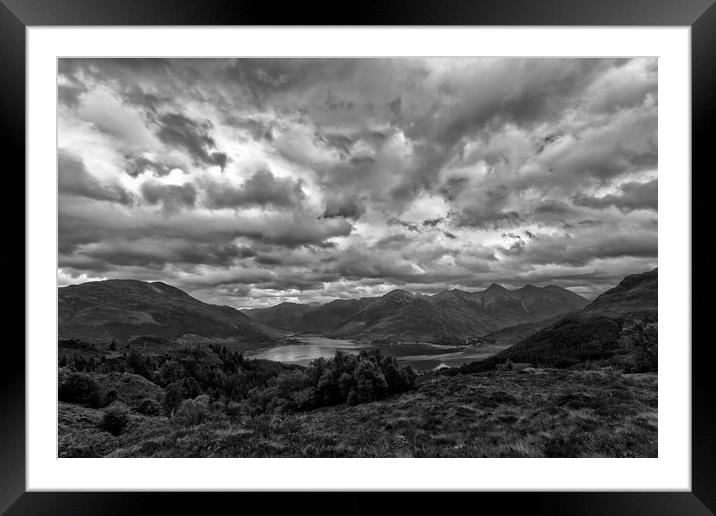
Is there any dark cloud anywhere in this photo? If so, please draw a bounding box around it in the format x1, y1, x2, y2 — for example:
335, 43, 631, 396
154, 112, 228, 169
423, 217, 444, 227
573, 179, 657, 213
500, 231, 657, 267
219, 58, 360, 108
349, 155, 375, 165
407, 59, 613, 147
204, 170, 305, 210
455, 208, 524, 230
58, 149, 132, 205
58, 84, 87, 109
320, 196, 366, 221
375, 234, 411, 248
387, 217, 420, 232
121, 87, 168, 113
141, 181, 197, 213
124, 155, 174, 177
63, 238, 256, 270
241, 216, 353, 248
502, 232, 523, 240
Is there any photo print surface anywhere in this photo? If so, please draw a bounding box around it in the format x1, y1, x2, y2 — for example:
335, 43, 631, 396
57, 58, 658, 458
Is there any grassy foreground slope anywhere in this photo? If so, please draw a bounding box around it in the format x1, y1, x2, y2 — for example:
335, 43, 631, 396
60, 367, 656, 458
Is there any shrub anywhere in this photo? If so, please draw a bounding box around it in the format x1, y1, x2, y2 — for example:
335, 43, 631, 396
163, 381, 185, 416
127, 348, 153, 380
59, 373, 102, 408
174, 394, 210, 426
349, 360, 388, 405
226, 400, 243, 418
137, 397, 162, 416
291, 386, 318, 411
158, 360, 184, 386
338, 372, 353, 399
619, 319, 658, 373
99, 402, 130, 435
381, 357, 416, 394
276, 370, 310, 399
181, 377, 202, 398
317, 369, 342, 405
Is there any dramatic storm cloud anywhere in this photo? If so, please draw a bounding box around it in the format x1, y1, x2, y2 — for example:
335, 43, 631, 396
57, 58, 657, 307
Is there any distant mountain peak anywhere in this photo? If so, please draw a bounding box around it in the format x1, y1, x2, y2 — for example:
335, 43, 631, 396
486, 283, 507, 292
383, 289, 414, 299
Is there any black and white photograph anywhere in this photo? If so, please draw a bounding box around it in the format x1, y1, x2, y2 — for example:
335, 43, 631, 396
57, 57, 658, 458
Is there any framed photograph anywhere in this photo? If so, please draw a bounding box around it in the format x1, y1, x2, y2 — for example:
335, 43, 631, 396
6, 0, 713, 513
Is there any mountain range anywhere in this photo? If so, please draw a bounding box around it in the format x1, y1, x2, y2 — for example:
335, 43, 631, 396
244, 283, 588, 341
59, 278, 589, 345
58, 269, 656, 365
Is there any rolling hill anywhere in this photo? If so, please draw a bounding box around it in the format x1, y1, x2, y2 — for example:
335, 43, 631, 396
488, 268, 658, 371
583, 268, 658, 315
59, 279, 276, 345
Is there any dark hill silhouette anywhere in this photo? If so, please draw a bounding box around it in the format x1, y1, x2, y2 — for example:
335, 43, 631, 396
486, 268, 658, 371
59, 279, 275, 345
584, 268, 657, 314
242, 302, 318, 331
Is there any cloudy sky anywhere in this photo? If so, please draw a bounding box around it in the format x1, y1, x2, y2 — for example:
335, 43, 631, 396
57, 58, 657, 308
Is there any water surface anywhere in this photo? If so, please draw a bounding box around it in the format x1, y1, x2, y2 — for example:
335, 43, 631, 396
246, 335, 509, 371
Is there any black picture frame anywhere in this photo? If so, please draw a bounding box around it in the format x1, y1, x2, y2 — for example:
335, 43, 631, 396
3, 0, 713, 514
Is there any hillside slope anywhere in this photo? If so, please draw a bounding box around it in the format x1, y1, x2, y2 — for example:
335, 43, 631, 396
242, 302, 319, 331
584, 268, 657, 315
59, 279, 275, 345
246, 284, 588, 342
491, 268, 658, 371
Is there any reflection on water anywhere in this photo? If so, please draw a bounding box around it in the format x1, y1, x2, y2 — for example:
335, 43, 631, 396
246, 336, 369, 366
246, 335, 508, 371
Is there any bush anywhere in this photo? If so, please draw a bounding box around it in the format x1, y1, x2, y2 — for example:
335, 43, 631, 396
348, 360, 388, 405
163, 381, 185, 416
174, 394, 210, 426
99, 402, 130, 435
381, 357, 416, 394
317, 369, 342, 405
137, 397, 162, 416
158, 360, 184, 386
291, 387, 318, 410
127, 348, 153, 380
59, 373, 102, 408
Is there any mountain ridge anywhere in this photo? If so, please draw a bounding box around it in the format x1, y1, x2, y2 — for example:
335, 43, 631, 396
245, 283, 588, 341
59, 279, 276, 346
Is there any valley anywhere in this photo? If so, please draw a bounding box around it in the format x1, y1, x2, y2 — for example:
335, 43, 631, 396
244, 334, 513, 371
56, 268, 658, 458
